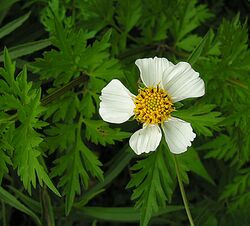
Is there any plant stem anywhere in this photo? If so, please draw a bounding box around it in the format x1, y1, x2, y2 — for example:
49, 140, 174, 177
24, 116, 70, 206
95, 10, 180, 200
41, 74, 88, 106
2, 201, 7, 226
41, 187, 55, 226
173, 155, 195, 226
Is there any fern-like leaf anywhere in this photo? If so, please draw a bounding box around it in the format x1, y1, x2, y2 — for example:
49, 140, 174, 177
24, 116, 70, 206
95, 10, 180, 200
127, 143, 176, 226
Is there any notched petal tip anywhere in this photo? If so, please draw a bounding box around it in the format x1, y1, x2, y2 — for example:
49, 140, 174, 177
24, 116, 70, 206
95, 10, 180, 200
129, 124, 162, 155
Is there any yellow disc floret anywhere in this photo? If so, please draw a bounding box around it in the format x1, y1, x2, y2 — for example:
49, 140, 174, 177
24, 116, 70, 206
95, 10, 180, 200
134, 86, 174, 124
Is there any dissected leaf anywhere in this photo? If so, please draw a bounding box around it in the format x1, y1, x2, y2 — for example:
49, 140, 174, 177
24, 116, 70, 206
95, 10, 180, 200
84, 119, 131, 146
0, 49, 59, 196
127, 143, 176, 226
51, 120, 103, 215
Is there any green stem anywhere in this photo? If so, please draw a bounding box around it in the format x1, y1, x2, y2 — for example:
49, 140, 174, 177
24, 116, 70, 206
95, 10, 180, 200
227, 78, 249, 90
2, 201, 7, 226
173, 155, 195, 226
41, 187, 55, 226
41, 74, 88, 106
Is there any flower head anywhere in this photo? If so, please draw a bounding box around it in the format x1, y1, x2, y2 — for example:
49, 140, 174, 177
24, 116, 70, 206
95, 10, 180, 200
99, 57, 205, 155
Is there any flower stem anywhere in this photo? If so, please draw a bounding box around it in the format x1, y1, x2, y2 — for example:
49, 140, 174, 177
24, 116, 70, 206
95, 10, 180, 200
173, 155, 195, 226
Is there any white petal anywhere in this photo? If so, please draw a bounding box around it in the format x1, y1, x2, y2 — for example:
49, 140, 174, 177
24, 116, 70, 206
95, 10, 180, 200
99, 79, 135, 124
162, 117, 196, 154
129, 124, 162, 155
135, 57, 173, 87
162, 62, 205, 102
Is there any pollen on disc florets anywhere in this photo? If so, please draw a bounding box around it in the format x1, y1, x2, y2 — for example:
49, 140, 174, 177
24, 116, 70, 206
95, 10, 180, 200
134, 86, 174, 124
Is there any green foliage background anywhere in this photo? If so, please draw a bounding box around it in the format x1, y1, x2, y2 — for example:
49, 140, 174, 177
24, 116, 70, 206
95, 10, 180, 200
0, 0, 250, 225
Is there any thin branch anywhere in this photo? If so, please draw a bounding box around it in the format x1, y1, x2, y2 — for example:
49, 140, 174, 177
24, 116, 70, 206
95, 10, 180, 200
173, 155, 195, 226
41, 74, 88, 106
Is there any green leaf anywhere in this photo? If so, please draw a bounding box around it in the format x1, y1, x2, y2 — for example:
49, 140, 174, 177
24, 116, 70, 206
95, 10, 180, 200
177, 34, 202, 52
0, 0, 19, 24
203, 134, 236, 162
0, 115, 13, 185
77, 0, 115, 32
51, 122, 103, 215
78, 29, 118, 77
0, 129, 12, 183
127, 143, 176, 226
140, 13, 169, 44
79, 139, 103, 183
0, 12, 30, 39
0, 186, 41, 225
78, 206, 183, 222
43, 92, 79, 122
12, 100, 60, 196
83, 119, 131, 146
52, 144, 89, 215
45, 123, 76, 152
187, 30, 212, 65
76, 145, 134, 207
177, 148, 214, 185
220, 169, 250, 211
80, 77, 106, 119
81, 91, 96, 119
89, 57, 124, 80
1, 47, 15, 85
33, 25, 119, 86
40, 0, 67, 33
210, 15, 250, 89
218, 15, 248, 67
7, 186, 41, 214
0, 48, 60, 196
172, 0, 213, 42
116, 0, 141, 32
0, 39, 52, 62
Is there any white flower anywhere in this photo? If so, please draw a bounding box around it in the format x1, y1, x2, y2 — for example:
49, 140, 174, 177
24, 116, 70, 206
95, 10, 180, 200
99, 57, 205, 155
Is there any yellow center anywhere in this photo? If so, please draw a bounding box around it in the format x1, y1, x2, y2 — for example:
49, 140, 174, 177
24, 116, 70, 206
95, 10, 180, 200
134, 86, 174, 124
